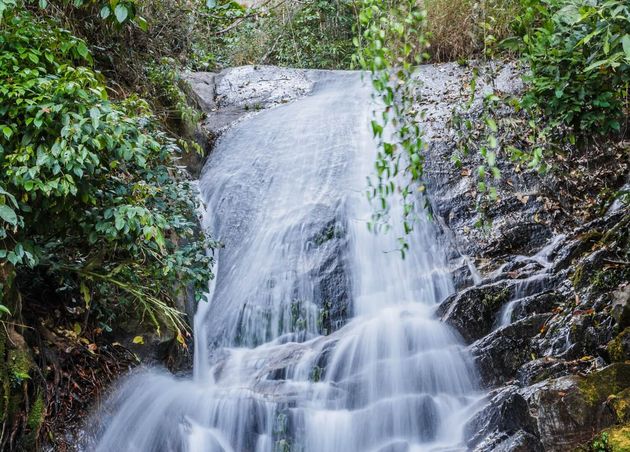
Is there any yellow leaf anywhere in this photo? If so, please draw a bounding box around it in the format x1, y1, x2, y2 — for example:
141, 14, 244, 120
73, 322, 82, 335
80, 281, 91, 308
132, 335, 144, 345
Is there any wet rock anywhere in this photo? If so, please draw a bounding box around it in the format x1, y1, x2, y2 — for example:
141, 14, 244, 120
520, 364, 630, 451
488, 431, 544, 452
515, 357, 598, 387
536, 308, 616, 361
466, 386, 542, 452
214, 66, 313, 109
438, 282, 512, 342
509, 290, 562, 324
448, 256, 478, 291
516, 358, 569, 387
303, 206, 352, 334
471, 430, 543, 452
471, 314, 551, 387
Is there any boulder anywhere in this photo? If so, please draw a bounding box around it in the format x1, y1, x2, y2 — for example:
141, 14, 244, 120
520, 364, 630, 451
466, 386, 542, 451
471, 314, 551, 387
438, 282, 512, 343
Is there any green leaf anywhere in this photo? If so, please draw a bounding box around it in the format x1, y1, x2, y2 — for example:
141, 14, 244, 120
100, 5, 110, 19
115, 216, 125, 230
114, 4, 128, 23
584, 59, 609, 72
77, 42, 89, 59
206, 0, 216, 8
0, 305, 11, 316
90, 106, 100, 129
0, 205, 18, 226
485, 118, 498, 132
2, 126, 12, 139
622, 34, 630, 61
136, 15, 148, 31
555, 4, 580, 25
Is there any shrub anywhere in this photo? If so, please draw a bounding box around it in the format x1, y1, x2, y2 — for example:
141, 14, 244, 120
516, 0, 630, 134
0, 8, 214, 336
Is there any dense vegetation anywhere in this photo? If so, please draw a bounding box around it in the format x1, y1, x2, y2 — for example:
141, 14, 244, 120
0, 0, 627, 449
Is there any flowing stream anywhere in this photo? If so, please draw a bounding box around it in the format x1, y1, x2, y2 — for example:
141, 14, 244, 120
89, 71, 483, 452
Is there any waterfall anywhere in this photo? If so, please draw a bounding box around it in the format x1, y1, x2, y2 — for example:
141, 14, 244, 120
87, 71, 483, 452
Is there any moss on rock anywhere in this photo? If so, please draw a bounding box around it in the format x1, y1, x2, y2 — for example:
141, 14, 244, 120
608, 328, 630, 363
578, 364, 630, 407
607, 425, 630, 451
609, 389, 630, 425
482, 288, 510, 310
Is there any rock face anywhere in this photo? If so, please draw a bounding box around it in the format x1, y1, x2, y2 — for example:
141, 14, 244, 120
406, 64, 629, 452
410, 64, 630, 451
184, 63, 630, 451
438, 207, 630, 450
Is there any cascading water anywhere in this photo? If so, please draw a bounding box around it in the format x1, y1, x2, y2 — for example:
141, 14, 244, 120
87, 71, 483, 452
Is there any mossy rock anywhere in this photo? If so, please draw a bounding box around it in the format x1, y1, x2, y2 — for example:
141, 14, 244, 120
8, 347, 33, 382
609, 390, 630, 424
482, 288, 510, 310
608, 425, 630, 451
608, 328, 630, 362
578, 363, 630, 407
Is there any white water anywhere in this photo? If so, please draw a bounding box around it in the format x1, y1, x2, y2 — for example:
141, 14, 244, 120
498, 234, 565, 327
88, 72, 482, 452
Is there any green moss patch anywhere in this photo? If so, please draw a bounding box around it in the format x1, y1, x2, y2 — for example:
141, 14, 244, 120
607, 425, 630, 451
482, 288, 510, 310
608, 328, 630, 363
578, 364, 630, 407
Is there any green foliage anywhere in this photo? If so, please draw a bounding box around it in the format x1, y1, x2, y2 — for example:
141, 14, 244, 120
265, 0, 355, 69
0, 9, 214, 336
353, 0, 429, 249
590, 431, 611, 452
516, 0, 630, 133
213, 0, 356, 69
448, 0, 629, 222
146, 57, 202, 131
